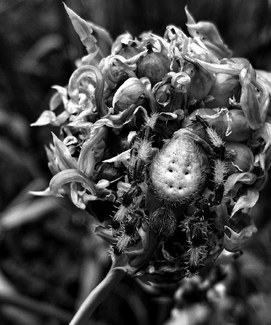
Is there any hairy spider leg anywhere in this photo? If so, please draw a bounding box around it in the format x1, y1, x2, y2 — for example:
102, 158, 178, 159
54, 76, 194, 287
113, 113, 159, 251
183, 205, 209, 274
195, 115, 228, 205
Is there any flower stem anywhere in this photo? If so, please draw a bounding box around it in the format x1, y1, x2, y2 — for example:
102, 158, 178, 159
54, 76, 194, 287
69, 266, 127, 325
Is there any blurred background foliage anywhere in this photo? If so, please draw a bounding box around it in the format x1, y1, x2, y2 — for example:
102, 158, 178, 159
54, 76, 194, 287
1, 0, 271, 324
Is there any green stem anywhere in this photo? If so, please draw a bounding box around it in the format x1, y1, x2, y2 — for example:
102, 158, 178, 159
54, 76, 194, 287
69, 266, 127, 325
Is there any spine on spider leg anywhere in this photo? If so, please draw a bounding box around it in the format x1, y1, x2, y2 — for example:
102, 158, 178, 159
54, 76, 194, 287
212, 159, 228, 204
196, 115, 228, 205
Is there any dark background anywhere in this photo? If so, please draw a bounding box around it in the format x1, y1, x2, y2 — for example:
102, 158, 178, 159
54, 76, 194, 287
0, 0, 271, 324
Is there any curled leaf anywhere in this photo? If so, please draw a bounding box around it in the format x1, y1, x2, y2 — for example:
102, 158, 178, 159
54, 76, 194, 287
49, 169, 96, 197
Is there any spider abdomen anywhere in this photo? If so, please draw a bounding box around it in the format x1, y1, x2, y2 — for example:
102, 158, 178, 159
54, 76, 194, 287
150, 132, 208, 203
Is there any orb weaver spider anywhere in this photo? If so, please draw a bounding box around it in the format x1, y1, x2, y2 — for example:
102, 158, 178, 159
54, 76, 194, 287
110, 111, 230, 276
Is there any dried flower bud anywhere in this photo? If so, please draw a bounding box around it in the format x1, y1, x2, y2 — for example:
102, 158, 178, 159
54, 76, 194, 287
112, 77, 146, 113
137, 49, 171, 86
225, 142, 254, 174
111, 32, 141, 59
183, 59, 215, 102
207, 73, 241, 108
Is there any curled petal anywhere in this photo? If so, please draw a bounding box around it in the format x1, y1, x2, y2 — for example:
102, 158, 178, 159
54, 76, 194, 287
185, 7, 232, 59
31, 110, 62, 127
49, 169, 96, 197
68, 65, 108, 116
184, 6, 197, 33
256, 120, 271, 153
99, 55, 138, 90
36, 110, 65, 126
254, 76, 271, 122
193, 58, 245, 75
64, 4, 100, 57
103, 149, 131, 167
108, 103, 141, 127
78, 126, 107, 177
112, 77, 145, 112
171, 72, 191, 93
50, 86, 68, 111
183, 57, 215, 102
231, 188, 259, 217
29, 187, 53, 197
95, 226, 117, 245
224, 172, 257, 196
224, 223, 257, 252
52, 133, 78, 170
239, 68, 263, 130
215, 249, 242, 265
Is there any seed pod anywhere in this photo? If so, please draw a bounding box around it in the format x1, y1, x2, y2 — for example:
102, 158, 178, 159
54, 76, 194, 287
225, 142, 254, 174
112, 77, 146, 113
137, 49, 171, 86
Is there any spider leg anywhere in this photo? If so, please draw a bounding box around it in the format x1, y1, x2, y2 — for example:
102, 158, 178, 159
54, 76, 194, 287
195, 115, 227, 205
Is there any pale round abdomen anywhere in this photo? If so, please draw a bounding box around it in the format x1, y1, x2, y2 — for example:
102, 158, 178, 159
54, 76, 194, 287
150, 137, 207, 203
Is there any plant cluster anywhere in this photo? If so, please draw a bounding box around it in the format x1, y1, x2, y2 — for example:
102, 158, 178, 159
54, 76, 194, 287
32, 4, 271, 324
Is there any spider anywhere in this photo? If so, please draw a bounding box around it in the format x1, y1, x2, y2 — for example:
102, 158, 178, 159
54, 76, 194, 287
110, 111, 229, 276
